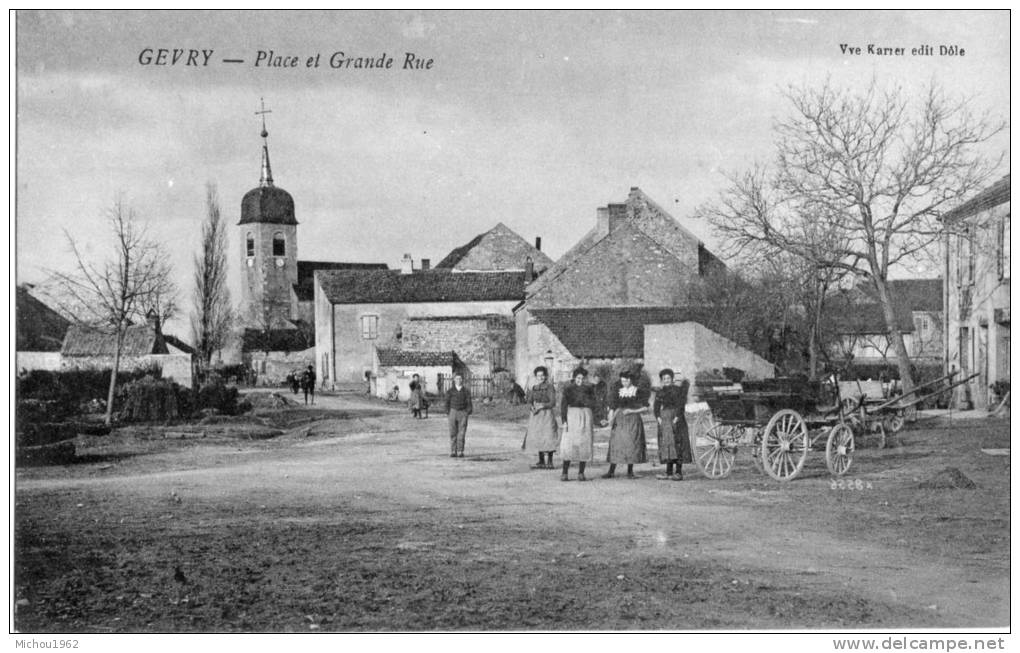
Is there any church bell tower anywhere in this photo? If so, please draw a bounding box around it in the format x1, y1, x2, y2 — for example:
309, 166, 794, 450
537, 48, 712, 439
238, 100, 298, 328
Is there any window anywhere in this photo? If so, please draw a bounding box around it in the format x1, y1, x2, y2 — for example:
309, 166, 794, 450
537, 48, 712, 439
246, 233, 255, 257
956, 228, 974, 286
915, 314, 931, 334
1000, 214, 1010, 280
959, 327, 971, 373
361, 315, 379, 340
272, 232, 286, 257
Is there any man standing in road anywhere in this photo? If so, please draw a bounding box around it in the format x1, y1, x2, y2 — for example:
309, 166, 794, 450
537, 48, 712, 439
301, 364, 316, 405
445, 373, 472, 458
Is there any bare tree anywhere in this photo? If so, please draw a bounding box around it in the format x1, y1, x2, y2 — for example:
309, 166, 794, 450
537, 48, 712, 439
48, 200, 177, 425
700, 79, 1003, 392
191, 184, 233, 376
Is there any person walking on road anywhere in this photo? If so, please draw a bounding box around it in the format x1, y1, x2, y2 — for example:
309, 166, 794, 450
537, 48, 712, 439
603, 370, 649, 479
445, 372, 472, 458
301, 365, 316, 405
559, 367, 596, 481
654, 368, 692, 481
523, 366, 560, 469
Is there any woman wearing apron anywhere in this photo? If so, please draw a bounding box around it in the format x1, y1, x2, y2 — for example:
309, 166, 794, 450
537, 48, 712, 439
603, 370, 649, 479
654, 368, 692, 480
523, 366, 560, 469
558, 367, 596, 481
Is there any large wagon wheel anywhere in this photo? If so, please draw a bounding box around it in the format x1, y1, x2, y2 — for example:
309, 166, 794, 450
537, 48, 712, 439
693, 424, 738, 479
825, 423, 855, 477
761, 409, 809, 482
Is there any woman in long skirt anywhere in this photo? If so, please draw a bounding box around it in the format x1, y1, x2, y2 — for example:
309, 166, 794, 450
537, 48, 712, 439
559, 367, 595, 482
523, 366, 560, 469
654, 368, 692, 480
603, 370, 649, 479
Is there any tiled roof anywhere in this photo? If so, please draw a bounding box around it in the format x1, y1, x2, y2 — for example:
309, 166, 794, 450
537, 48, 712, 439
435, 222, 553, 271
62, 324, 168, 357
294, 260, 388, 301
376, 348, 457, 367
317, 269, 527, 304
16, 286, 70, 352
241, 326, 314, 353
531, 307, 710, 358
163, 334, 196, 355
829, 279, 942, 335
941, 175, 1010, 223
238, 186, 296, 226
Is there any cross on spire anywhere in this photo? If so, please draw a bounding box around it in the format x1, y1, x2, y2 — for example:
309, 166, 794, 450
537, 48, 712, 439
256, 97, 274, 187
255, 97, 272, 138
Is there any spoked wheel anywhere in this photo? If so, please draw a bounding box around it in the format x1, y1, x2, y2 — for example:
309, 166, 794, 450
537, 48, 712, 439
761, 409, 809, 482
825, 423, 855, 476
693, 424, 738, 479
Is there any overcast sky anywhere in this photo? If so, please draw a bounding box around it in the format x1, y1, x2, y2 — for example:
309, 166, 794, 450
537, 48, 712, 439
15, 10, 1009, 337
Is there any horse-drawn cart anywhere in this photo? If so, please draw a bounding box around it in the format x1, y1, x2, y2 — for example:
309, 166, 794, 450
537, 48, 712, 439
690, 371, 978, 482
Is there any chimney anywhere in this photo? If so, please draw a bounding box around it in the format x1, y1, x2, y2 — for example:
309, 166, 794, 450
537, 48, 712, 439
608, 203, 628, 231
596, 206, 610, 236
534, 236, 542, 252
145, 308, 161, 333
400, 253, 414, 275
524, 256, 534, 283
421, 258, 430, 271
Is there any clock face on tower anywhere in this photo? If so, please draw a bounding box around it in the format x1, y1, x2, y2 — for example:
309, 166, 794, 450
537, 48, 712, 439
275, 258, 285, 268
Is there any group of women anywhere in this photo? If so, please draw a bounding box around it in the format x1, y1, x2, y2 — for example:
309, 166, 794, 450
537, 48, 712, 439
521, 365, 692, 482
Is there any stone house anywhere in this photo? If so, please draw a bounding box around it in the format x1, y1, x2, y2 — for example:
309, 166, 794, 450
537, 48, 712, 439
372, 348, 463, 401
435, 221, 552, 273
16, 285, 70, 372
515, 187, 729, 385
524, 306, 773, 385
60, 316, 194, 388
314, 268, 528, 388
828, 279, 944, 368
941, 175, 1010, 409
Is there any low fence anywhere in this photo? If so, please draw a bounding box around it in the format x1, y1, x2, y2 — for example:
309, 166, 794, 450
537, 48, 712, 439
436, 374, 514, 400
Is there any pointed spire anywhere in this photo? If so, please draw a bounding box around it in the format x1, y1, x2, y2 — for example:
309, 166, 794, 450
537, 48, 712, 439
256, 98, 274, 187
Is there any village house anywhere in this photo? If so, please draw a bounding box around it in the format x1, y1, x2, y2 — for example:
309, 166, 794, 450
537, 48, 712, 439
828, 279, 944, 370
941, 174, 1010, 409
16, 284, 71, 373
313, 265, 528, 389
515, 187, 744, 385
372, 349, 464, 401
524, 306, 774, 387
60, 312, 194, 388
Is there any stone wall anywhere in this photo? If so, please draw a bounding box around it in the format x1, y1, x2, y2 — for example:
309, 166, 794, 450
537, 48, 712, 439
248, 347, 315, 387
240, 222, 298, 327
402, 316, 514, 376
60, 353, 194, 388
527, 223, 695, 309
643, 322, 774, 383
17, 351, 62, 372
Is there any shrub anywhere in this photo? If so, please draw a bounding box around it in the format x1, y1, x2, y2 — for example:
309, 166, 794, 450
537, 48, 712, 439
116, 376, 187, 423
194, 378, 241, 415
16, 365, 161, 406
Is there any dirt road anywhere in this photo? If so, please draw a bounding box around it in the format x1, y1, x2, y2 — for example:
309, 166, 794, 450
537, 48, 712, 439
14, 393, 1010, 631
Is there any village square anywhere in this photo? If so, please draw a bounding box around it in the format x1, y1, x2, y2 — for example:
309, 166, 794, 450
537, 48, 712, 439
12, 10, 1010, 638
